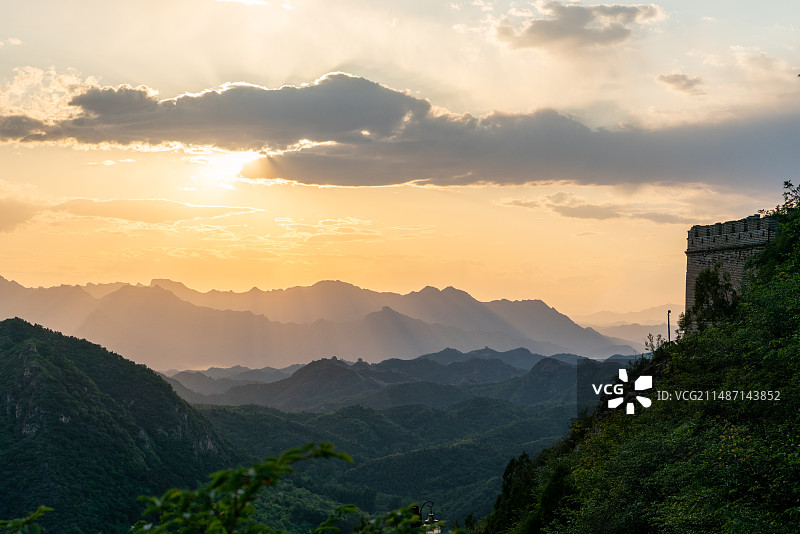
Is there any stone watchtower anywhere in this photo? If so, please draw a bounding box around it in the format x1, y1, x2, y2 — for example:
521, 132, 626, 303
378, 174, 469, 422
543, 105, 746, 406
685, 214, 777, 311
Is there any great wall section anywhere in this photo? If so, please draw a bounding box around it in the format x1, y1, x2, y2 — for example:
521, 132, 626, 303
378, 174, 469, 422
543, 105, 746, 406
685, 214, 777, 311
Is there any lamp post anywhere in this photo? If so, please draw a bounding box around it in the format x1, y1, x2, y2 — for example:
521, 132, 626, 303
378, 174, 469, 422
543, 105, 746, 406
416, 501, 440, 534
667, 309, 671, 343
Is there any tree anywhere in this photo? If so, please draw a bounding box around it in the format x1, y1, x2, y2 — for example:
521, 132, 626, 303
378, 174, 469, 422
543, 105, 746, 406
678, 262, 737, 333
2, 444, 445, 534
0, 507, 51, 534
644, 332, 664, 353
752, 180, 800, 280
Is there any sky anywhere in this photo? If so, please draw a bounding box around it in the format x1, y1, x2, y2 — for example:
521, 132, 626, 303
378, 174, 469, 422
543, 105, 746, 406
0, 0, 798, 316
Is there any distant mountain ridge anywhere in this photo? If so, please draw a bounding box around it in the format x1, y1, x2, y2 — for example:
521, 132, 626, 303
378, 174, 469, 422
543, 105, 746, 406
573, 304, 681, 327
0, 275, 635, 370
166, 347, 629, 412
148, 279, 632, 357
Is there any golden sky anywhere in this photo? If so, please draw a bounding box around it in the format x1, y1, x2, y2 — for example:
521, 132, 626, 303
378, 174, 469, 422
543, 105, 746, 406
1, 1, 797, 316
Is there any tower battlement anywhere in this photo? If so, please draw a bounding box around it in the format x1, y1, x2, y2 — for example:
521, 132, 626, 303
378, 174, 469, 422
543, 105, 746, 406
685, 214, 777, 311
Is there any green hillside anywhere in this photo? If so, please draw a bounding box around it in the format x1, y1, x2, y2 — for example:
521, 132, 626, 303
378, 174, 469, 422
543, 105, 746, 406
0, 319, 241, 533
199, 397, 574, 523
479, 186, 800, 533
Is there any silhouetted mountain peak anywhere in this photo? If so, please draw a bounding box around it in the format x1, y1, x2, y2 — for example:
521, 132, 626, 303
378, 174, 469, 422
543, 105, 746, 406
417, 285, 440, 294
290, 357, 352, 380
352, 357, 370, 370
412, 285, 476, 302
367, 306, 411, 321
311, 279, 359, 289
108, 282, 177, 300
419, 347, 464, 363
441, 285, 472, 298
204, 365, 252, 379
528, 356, 572, 374
150, 278, 189, 289
98, 284, 192, 314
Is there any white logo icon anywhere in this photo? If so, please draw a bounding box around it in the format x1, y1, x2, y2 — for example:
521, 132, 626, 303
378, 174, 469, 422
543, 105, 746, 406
608, 369, 652, 414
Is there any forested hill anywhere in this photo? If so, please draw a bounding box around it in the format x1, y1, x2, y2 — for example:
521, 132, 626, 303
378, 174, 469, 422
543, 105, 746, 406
479, 189, 800, 533
0, 318, 241, 534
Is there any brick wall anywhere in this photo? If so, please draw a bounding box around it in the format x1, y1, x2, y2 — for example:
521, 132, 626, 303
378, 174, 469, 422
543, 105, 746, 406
685, 214, 777, 311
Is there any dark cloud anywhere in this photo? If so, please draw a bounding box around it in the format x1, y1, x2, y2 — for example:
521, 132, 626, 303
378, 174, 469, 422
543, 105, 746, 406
0, 115, 47, 141
71, 86, 159, 117
242, 109, 601, 186
541, 192, 627, 220
0, 73, 429, 150
550, 203, 622, 220
54, 73, 429, 150
496, 1, 662, 49
657, 73, 705, 95
242, 107, 800, 188
1, 72, 798, 189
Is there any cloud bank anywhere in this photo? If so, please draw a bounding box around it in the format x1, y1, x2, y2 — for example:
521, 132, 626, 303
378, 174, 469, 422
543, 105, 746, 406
495, 1, 664, 50
242, 106, 799, 188
8, 73, 429, 150
504, 192, 692, 224
1, 71, 798, 189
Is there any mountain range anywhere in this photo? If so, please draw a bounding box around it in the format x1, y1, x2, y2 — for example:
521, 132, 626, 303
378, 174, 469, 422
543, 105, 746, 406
164, 347, 629, 413
0, 276, 635, 370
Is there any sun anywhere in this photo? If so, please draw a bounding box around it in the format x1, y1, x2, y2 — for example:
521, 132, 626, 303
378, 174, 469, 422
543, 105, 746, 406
191, 149, 263, 191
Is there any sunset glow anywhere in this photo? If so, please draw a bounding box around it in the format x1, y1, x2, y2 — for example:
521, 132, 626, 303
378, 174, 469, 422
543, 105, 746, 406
2, 1, 798, 316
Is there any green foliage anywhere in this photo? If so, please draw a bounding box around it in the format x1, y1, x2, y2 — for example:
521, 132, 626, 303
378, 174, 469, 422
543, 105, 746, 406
483, 452, 537, 533
644, 332, 664, 354
679, 262, 738, 333
481, 188, 800, 533
749, 180, 800, 308
198, 399, 573, 524
247, 479, 351, 532
354, 507, 432, 534
0, 507, 51, 534
2, 444, 449, 534
131, 443, 352, 533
